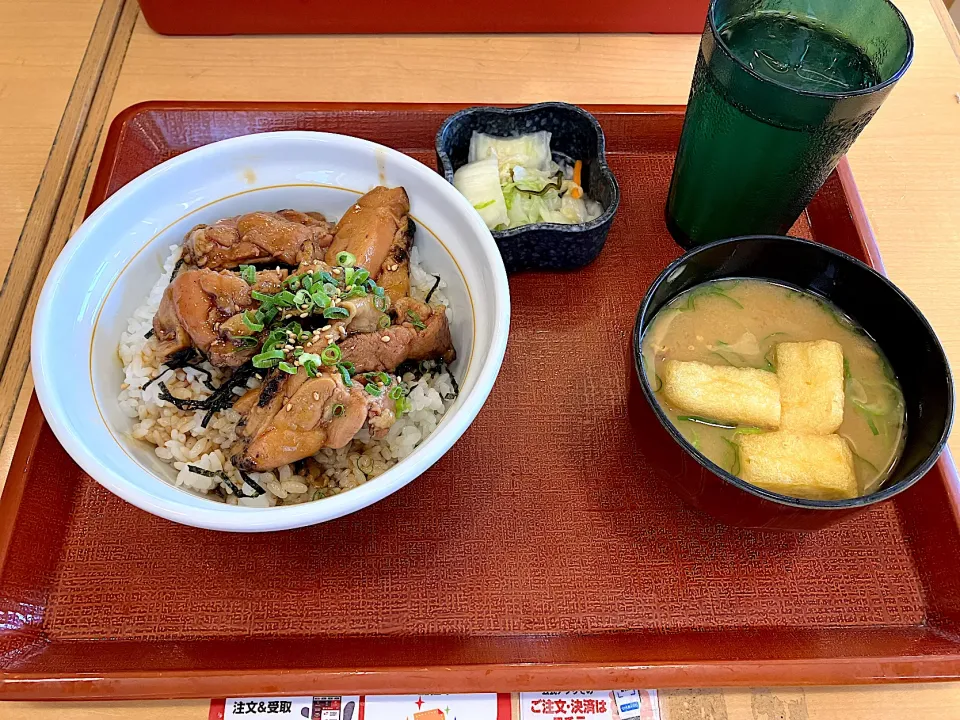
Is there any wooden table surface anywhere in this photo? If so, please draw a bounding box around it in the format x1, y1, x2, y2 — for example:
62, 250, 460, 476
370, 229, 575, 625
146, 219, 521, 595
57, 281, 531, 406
3, 0, 960, 716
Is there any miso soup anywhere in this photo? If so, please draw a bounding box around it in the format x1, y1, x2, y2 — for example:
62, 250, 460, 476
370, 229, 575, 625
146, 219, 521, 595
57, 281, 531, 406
641, 279, 906, 500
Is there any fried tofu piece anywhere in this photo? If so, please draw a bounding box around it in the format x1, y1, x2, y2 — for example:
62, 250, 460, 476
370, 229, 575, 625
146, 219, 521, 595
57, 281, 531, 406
662, 360, 781, 429
738, 432, 857, 500
777, 340, 845, 434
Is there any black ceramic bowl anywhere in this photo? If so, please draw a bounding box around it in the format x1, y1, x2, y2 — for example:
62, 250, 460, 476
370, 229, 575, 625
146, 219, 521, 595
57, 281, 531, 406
630, 235, 954, 531
436, 102, 620, 274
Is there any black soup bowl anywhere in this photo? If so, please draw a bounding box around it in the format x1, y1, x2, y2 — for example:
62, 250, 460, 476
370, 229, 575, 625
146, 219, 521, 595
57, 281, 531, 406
630, 235, 954, 531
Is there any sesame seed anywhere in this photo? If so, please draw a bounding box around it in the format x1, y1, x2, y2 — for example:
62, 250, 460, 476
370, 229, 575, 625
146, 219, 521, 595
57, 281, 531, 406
313, 392, 320, 401
295, 345, 303, 350
322, 325, 331, 331
300, 304, 309, 310
255, 373, 263, 380
285, 403, 293, 412
299, 312, 308, 318
390, 264, 399, 272
377, 381, 384, 387
346, 285, 354, 291
333, 268, 341, 275
120, 383, 129, 390
283, 344, 293, 351
382, 335, 391, 343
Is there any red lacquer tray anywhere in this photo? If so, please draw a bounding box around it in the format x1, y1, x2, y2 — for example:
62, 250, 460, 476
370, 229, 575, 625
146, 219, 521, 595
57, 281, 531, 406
2, 103, 960, 700
136, 0, 709, 35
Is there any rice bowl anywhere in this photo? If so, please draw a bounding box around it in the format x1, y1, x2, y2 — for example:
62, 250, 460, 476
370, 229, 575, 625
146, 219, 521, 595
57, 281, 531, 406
32, 131, 510, 532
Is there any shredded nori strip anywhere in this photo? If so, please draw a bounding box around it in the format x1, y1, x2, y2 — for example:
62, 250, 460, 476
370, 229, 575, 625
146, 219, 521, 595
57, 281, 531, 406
437, 358, 459, 400
238, 469, 266, 497
170, 257, 185, 283
144, 328, 154, 339
141, 347, 202, 390
424, 274, 441, 304
186, 464, 217, 477
188, 466, 243, 497
199, 363, 257, 427
156, 362, 257, 427
188, 365, 218, 392
218, 472, 242, 496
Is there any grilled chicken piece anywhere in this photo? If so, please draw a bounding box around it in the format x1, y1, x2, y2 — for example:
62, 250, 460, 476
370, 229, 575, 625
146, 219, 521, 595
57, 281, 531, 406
232, 368, 397, 471
182, 211, 334, 270
325, 187, 412, 302
342, 294, 390, 334
153, 267, 290, 368
153, 269, 258, 367
332, 303, 455, 373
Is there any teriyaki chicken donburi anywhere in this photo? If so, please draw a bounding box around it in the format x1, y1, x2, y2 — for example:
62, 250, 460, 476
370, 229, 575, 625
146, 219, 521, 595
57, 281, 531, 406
118, 186, 459, 507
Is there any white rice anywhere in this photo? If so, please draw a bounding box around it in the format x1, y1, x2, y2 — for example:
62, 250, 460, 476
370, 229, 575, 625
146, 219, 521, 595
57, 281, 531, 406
117, 244, 455, 507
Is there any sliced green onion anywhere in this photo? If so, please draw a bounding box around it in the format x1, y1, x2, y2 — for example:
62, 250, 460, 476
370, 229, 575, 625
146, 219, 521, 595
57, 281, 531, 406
292, 289, 310, 306
352, 268, 370, 286
298, 352, 322, 377
251, 290, 277, 304
310, 290, 332, 309
324, 306, 349, 320
240, 265, 256, 285
336, 251, 356, 267
342, 285, 367, 299
337, 363, 353, 386
320, 345, 342, 366
317, 271, 337, 285
242, 310, 264, 332
677, 415, 737, 429
301, 275, 313, 291
278, 361, 298, 374
406, 310, 426, 330
232, 336, 259, 349
322, 282, 338, 296
259, 305, 278, 324
374, 294, 389, 312
283, 321, 302, 336
373, 285, 386, 298
721, 437, 741, 475
332, 404, 345, 417
340, 361, 355, 373
474, 199, 495, 210
284, 275, 302, 291
865, 415, 880, 436
388, 385, 405, 400
252, 348, 286, 368
275, 290, 297, 307
343, 267, 356, 285
377, 314, 391, 329
394, 396, 410, 415
365, 383, 382, 396
732, 426, 765, 437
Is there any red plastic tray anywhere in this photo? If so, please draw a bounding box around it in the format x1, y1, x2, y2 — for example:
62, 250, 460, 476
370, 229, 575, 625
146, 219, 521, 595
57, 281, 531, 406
2, 103, 960, 700
137, 0, 710, 35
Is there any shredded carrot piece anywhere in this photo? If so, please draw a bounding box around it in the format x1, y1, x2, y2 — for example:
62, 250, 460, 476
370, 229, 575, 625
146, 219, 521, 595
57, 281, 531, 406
573, 159, 583, 188
570, 187, 583, 199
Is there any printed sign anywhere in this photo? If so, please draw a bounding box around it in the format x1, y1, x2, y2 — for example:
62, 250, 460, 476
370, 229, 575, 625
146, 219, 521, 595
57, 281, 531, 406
214, 696, 361, 720
364, 694, 501, 720
520, 691, 659, 720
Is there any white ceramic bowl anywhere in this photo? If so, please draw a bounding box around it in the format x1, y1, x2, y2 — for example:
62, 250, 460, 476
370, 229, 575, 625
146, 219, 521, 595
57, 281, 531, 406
32, 131, 510, 532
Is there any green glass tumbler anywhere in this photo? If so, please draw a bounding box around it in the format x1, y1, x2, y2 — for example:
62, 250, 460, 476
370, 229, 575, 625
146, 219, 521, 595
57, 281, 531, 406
666, 0, 913, 247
